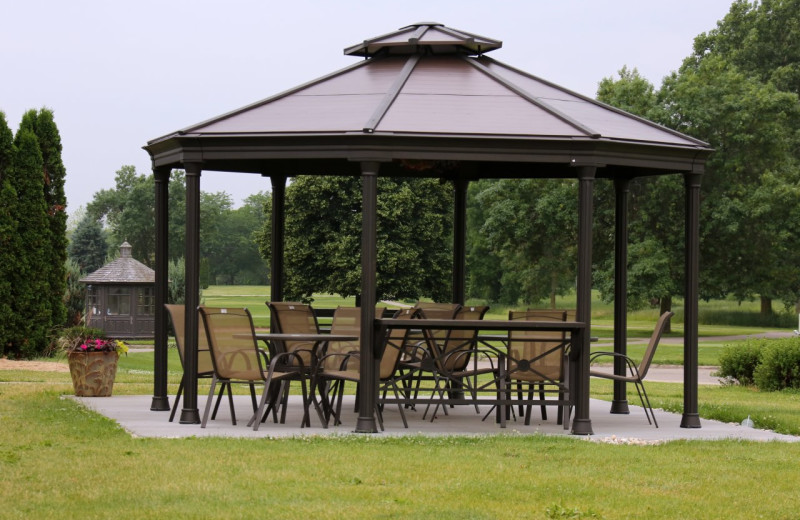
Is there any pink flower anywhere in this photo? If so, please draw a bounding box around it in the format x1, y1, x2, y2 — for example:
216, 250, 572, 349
80, 344, 88, 351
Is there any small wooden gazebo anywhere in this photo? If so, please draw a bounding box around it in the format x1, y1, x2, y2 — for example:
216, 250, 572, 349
80, 242, 155, 338
145, 23, 712, 434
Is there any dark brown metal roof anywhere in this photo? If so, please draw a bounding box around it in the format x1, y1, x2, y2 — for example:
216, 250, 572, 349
80, 242, 155, 284
145, 23, 711, 176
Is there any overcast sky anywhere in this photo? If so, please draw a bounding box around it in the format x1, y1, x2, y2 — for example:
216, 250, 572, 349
2, 0, 735, 214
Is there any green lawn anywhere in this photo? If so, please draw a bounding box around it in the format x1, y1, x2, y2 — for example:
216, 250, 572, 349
1, 375, 799, 519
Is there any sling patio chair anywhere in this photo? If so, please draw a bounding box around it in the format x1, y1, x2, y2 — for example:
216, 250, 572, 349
314, 307, 420, 429
197, 306, 309, 430
422, 305, 493, 420
508, 310, 570, 426
164, 304, 256, 423
265, 301, 323, 423
589, 311, 674, 428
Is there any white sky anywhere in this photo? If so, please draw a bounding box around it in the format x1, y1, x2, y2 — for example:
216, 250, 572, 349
1, 0, 734, 213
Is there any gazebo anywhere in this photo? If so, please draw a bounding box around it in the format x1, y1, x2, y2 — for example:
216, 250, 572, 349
80, 242, 156, 338
144, 23, 712, 434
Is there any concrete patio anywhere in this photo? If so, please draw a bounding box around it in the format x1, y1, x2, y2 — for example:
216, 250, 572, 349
71, 394, 799, 443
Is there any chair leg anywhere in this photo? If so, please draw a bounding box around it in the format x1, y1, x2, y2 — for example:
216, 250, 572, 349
539, 385, 547, 421
249, 383, 258, 412
226, 381, 237, 426
169, 376, 184, 422
252, 380, 273, 431
201, 376, 219, 428
637, 381, 659, 428
211, 382, 227, 420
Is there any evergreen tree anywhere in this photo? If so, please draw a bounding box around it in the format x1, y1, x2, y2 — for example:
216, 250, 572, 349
8, 128, 51, 357
18, 109, 68, 327
68, 215, 108, 274
0, 112, 17, 350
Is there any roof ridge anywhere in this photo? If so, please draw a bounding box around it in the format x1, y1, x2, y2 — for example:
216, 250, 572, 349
362, 55, 420, 133
479, 56, 710, 147
463, 55, 601, 139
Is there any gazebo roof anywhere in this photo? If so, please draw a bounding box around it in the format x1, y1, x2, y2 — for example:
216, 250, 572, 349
146, 22, 710, 176
80, 242, 155, 285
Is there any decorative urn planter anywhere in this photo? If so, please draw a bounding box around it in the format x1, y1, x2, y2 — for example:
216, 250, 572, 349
67, 350, 120, 397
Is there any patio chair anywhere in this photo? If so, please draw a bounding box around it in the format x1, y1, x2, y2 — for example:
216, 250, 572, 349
423, 305, 492, 419
315, 307, 419, 429
508, 310, 569, 425
164, 304, 255, 423
197, 306, 309, 430
589, 311, 674, 428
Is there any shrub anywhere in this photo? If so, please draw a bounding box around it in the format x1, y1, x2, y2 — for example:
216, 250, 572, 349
717, 340, 765, 385
754, 338, 800, 391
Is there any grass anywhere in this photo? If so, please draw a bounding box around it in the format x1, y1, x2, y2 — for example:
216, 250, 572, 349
1, 375, 800, 519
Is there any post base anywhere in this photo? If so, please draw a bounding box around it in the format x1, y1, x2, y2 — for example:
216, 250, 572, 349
680, 413, 702, 428
355, 416, 379, 433
610, 399, 630, 414
570, 418, 594, 435
150, 396, 171, 411
179, 408, 201, 424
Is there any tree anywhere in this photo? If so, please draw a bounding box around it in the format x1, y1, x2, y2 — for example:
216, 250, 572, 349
257, 176, 453, 302
7, 128, 51, 356
660, 54, 800, 309
88, 165, 156, 265
691, 0, 800, 96
467, 178, 578, 307
68, 215, 109, 274
63, 259, 86, 326
0, 112, 17, 350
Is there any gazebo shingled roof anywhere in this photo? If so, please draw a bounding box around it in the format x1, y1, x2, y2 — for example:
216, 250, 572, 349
80, 242, 155, 284
145, 22, 712, 434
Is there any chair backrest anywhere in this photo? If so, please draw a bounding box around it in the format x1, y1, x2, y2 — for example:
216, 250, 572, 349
415, 302, 461, 357
637, 311, 674, 379
198, 306, 263, 382
508, 310, 567, 381
267, 301, 320, 364
324, 306, 386, 371
164, 304, 215, 375
438, 305, 490, 371
379, 307, 418, 379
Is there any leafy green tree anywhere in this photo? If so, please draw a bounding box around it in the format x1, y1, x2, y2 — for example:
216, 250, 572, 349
691, 0, 800, 96
660, 54, 800, 309
88, 165, 156, 265
0, 112, 17, 350
7, 128, 51, 357
257, 176, 452, 302
467, 178, 578, 307
68, 215, 109, 274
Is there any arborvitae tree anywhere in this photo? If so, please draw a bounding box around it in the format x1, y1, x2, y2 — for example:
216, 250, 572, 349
68, 215, 108, 274
9, 128, 51, 357
0, 112, 17, 351
18, 109, 68, 328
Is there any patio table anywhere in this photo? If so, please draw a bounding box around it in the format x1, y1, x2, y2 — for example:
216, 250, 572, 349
376, 319, 585, 428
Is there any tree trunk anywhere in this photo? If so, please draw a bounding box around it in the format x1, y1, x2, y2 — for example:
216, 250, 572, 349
660, 295, 672, 334
760, 296, 773, 315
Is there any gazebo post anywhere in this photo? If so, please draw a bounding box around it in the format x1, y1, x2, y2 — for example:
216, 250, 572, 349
179, 162, 202, 424
453, 178, 468, 305
611, 177, 631, 414
571, 165, 595, 435
150, 166, 171, 411
681, 172, 702, 428
355, 161, 380, 433
269, 174, 286, 304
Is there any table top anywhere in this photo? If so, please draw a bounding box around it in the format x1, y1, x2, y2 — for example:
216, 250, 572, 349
253, 333, 358, 342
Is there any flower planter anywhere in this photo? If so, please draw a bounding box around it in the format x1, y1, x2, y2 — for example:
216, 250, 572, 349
67, 351, 119, 397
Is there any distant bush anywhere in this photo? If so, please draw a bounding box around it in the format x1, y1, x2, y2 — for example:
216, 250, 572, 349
699, 310, 796, 329
717, 340, 764, 385
754, 338, 800, 391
